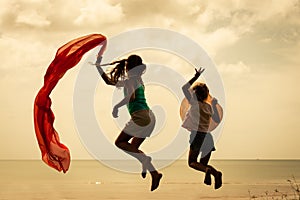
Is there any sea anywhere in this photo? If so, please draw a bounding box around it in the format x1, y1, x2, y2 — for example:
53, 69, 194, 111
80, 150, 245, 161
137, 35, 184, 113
1, 160, 300, 200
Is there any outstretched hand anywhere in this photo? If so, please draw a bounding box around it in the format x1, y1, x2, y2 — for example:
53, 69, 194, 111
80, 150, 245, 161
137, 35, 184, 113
95, 43, 106, 65
112, 106, 119, 118
212, 98, 218, 105
194, 67, 205, 78
96, 56, 103, 65
98, 41, 107, 58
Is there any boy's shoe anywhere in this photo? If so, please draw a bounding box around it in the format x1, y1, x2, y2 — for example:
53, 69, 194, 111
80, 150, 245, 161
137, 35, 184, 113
204, 167, 212, 185
214, 171, 222, 190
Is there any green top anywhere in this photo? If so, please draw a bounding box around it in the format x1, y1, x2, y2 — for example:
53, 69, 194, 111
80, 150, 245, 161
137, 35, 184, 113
124, 83, 150, 114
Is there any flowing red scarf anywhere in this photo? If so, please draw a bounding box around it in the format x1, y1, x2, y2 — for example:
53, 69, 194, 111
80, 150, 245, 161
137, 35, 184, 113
33, 34, 106, 173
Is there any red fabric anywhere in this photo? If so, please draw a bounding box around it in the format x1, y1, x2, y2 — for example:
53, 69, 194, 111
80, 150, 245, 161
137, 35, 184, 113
34, 34, 107, 173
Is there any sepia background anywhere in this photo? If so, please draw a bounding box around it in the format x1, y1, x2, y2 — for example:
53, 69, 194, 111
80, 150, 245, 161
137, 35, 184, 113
1, 0, 300, 160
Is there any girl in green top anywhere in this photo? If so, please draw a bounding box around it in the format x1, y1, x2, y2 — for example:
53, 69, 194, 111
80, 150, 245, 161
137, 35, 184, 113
96, 55, 162, 191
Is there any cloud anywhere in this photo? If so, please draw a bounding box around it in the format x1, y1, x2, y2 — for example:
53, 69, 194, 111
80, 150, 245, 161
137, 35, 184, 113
192, 0, 300, 55
218, 61, 251, 76
273, 41, 300, 65
15, 9, 51, 28
196, 0, 298, 26
0, 0, 124, 32
200, 28, 239, 56
0, 1, 19, 29
74, 0, 124, 27
0, 0, 52, 29
246, 0, 298, 21
0, 34, 53, 81
1, 0, 299, 76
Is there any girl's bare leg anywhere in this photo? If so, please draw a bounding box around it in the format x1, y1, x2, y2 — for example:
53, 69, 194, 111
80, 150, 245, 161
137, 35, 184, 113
115, 132, 162, 191
131, 137, 148, 178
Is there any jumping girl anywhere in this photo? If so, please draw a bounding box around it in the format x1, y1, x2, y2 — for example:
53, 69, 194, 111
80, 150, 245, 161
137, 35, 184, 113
95, 54, 162, 191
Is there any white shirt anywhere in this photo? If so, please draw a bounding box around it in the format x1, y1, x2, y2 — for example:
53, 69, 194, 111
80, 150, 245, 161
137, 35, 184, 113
182, 96, 213, 132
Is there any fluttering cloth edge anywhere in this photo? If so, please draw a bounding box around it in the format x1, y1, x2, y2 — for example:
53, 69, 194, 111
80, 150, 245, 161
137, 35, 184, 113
33, 34, 107, 173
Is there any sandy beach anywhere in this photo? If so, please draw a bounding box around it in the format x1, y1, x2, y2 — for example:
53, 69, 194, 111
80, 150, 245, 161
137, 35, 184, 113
1, 160, 300, 200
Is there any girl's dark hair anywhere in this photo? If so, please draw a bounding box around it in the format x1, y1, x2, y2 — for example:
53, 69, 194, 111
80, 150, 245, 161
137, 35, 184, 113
192, 83, 209, 102
126, 55, 143, 71
109, 59, 126, 83
109, 55, 145, 82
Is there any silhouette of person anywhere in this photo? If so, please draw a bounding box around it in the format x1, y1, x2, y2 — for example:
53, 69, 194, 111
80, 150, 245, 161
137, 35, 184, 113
181, 67, 222, 189
95, 54, 162, 191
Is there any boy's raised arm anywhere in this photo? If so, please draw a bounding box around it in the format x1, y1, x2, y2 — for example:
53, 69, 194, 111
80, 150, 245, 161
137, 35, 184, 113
182, 67, 205, 102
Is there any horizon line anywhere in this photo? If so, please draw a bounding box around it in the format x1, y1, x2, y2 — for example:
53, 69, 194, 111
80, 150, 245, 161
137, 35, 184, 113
1, 158, 300, 161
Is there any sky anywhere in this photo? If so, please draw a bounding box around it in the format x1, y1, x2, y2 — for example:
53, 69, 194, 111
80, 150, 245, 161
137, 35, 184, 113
0, 0, 300, 160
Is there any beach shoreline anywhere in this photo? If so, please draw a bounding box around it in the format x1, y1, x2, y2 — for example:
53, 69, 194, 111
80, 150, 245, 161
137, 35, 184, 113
1, 160, 299, 199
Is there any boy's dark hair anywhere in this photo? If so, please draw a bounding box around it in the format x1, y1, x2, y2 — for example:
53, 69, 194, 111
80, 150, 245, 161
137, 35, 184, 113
192, 83, 209, 102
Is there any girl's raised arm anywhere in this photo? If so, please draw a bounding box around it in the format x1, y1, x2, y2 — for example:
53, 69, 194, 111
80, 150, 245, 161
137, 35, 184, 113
95, 56, 117, 86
